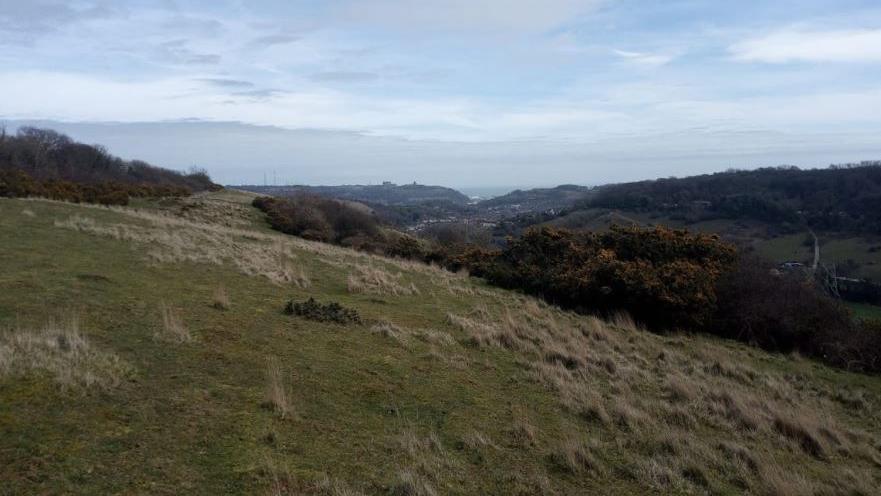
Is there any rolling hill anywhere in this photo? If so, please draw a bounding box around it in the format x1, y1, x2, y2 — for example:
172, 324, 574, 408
238, 183, 470, 207
1, 191, 880, 495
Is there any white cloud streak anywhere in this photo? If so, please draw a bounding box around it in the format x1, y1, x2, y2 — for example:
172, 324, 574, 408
731, 27, 881, 63
337, 0, 603, 32
613, 49, 676, 67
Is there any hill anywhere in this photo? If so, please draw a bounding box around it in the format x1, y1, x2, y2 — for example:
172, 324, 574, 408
2, 191, 880, 494
584, 163, 881, 234
1, 127, 217, 196
478, 184, 594, 213
238, 183, 470, 206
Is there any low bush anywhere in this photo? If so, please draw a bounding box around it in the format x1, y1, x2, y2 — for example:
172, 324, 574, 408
283, 297, 362, 325
715, 255, 881, 372
473, 226, 736, 330
253, 195, 383, 249
1, 168, 192, 206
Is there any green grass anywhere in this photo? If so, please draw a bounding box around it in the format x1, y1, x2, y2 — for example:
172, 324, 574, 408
2, 194, 881, 495
848, 302, 881, 322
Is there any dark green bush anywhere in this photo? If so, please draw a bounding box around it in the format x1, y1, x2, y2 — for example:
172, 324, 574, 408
714, 255, 881, 372
283, 298, 361, 325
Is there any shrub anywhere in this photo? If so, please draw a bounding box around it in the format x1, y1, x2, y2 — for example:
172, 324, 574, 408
385, 234, 427, 260
475, 226, 736, 330
0, 168, 194, 206
714, 254, 881, 372
253, 195, 383, 248
283, 297, 361, 325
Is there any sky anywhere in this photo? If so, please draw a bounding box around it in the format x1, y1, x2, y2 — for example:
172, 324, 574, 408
2, 0, 881, 187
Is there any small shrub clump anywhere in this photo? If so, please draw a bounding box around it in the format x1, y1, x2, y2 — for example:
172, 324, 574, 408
284, 297, 362, 325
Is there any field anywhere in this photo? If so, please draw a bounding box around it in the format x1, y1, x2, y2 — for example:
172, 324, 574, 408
1, 192, 880, 495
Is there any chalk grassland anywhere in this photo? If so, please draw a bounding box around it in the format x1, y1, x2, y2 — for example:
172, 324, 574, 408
1, 191, 879, 495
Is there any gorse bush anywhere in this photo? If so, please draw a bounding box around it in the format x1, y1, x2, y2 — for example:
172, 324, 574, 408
0, 169, 191, 205
452, 226, 879, 372
475, 226, 736, 330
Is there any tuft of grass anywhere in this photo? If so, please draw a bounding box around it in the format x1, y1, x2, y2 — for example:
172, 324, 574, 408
157, 302, 192, 342
0, 316, 129, 389
549, 438, 603, 475
508, 415, 537, 449
759, 462, 819, 496
211, 285, 231, 310
347, 263, 419, 296
390, 468, 437, 496
772, 414, 825, 459
263, 357, 294, 420
666, 374, 699, 402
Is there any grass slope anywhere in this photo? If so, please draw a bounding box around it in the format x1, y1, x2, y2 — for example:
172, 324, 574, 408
1, 192, 880, 495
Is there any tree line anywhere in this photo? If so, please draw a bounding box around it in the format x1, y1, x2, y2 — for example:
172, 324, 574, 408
582, 165, 881, 233
0, 127, 218, 205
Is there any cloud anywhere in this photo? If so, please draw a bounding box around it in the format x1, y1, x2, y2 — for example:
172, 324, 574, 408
613, 49, 675, 67
157, 39, 221, 66
198, 78, 255, 89
248, 33, 300, 48
730, 27, 881, 63
228, 89, 287, 102
337, 0, 603, 33
0, 0, 117, 44
310, 71, 379, 83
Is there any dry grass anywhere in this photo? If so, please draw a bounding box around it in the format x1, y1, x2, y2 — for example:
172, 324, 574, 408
347, 264, 419, 296
371, 321, 457, 351
264, 357, 294, 420
0, 317, 129, 389
212, 285, 231, 310
772, 413, 826, 459
53, 212, 312, 288
759, 462, 819, 496
391, 427, 454, 496
157, 303, 192, 343
390, 469, 437, 496
445, 302, 881, 494
550, 438, 604, 475
508, 413, 537, 449
461, 430, 498, 452
264, 461, 365, 496
48, 199, 458, 287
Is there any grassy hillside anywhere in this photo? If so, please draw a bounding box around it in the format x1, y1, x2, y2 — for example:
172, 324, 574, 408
1, 192, 880, 495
